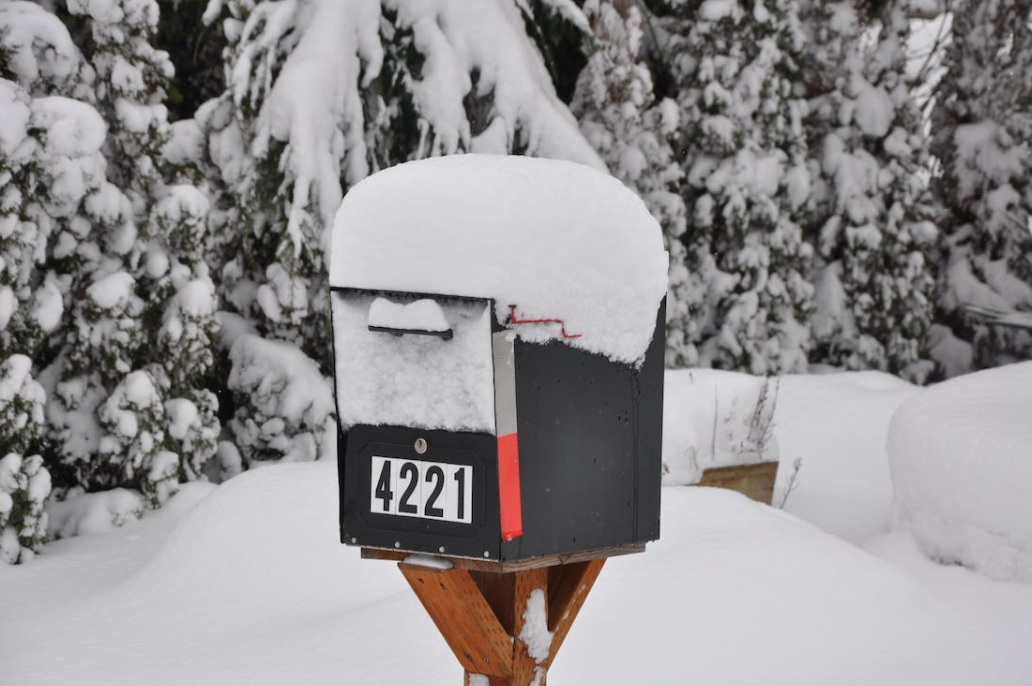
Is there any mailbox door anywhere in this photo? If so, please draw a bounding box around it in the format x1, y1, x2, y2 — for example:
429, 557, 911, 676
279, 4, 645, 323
340, 425, 501, 560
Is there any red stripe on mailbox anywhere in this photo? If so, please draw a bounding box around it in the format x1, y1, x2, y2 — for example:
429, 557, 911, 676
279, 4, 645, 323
497, 432, 523, 540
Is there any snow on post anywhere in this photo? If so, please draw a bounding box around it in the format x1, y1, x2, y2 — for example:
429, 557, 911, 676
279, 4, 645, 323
888, 362, 1032, 583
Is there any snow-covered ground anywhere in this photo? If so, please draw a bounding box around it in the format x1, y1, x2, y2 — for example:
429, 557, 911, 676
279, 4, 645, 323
2, 367, 1032, 685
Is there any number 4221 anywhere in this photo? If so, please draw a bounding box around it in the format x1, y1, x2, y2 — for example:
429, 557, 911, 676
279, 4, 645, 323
370, 456, 473, 524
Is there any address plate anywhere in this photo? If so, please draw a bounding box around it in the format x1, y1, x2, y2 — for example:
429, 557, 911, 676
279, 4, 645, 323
369, 456, 474, 524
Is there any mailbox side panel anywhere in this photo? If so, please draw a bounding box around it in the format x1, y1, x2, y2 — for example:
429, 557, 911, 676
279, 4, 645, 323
633, 301, 665, 543
501, 304, 665, 560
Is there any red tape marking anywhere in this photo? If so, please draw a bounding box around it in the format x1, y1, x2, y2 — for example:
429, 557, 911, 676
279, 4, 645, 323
508, 305, 582, 339
497, 432, 523, 541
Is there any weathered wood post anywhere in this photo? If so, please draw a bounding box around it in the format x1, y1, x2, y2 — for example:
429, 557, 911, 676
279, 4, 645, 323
328, 155, 668, 684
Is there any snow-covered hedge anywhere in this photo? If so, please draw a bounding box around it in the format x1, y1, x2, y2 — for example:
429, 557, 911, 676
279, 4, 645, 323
888, 362, 1032, 583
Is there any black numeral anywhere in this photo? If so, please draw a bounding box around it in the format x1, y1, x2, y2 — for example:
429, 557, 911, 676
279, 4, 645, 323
454, 468, 466, 521
375, 461, 393, 510
425, 466, 445, 517
398, 462, 419, 514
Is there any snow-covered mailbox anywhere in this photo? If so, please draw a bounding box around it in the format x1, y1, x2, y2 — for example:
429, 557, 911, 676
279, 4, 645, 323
330, 154, 668, 563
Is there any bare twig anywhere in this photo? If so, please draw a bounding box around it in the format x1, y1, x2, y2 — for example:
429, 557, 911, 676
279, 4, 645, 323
776, 457, 803, 509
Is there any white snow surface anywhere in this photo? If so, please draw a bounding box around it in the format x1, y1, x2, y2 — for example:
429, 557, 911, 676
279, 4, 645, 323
3, 371, 1032, 684
367, 296, 451, 333
332, 293, 495, 432
0, 80, 31, 156
331, 155, 668, 365
2, 457, 1030, 684
889, 362, 1032, 583
519, 587, 553, 663
664, 368, 918, 542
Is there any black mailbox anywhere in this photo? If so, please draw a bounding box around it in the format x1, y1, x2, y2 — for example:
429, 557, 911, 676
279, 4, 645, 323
329, 155, 668, 563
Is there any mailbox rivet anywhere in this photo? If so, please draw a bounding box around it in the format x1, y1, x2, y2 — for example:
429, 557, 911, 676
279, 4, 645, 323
351, 537, 357, 544
394, 541, 401, 549
438, 546, 445, 553
414, 438, 428, 454
483, 551, 490, 558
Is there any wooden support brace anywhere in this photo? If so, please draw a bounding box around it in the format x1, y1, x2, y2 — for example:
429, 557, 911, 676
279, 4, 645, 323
400, 557, 607, 686
399, 563, 513, 679
544, 558, 605, 669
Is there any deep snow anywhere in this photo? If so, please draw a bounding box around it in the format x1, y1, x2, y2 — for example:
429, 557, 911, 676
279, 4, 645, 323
889, 362, 1032, 583
2, 369, 1031, 685
330, 155, 669, 365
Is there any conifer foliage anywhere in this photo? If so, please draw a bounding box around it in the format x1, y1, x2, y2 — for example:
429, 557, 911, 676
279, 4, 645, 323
0, 0, 218, 556
661, 0, 816, 374
930, 0, 1032, 374
802, 1, 939, 382
197, 0, 603, 467
570, 0, 689, 367
0, 355, 49, 563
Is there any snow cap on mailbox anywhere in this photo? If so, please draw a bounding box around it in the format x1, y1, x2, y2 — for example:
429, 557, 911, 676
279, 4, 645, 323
330, 154, 669, 366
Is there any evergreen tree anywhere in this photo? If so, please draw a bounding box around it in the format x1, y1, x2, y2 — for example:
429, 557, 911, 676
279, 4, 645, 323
570, 0, 691, 366
52, 0, 220, 504
662, 0, 816, 374
0, 355, 49, 564
802, 1, 939, 382
1, 5, 130, 507
1, 1, 217, 511
930, 0, 1032, 375
198, 0, 603, 465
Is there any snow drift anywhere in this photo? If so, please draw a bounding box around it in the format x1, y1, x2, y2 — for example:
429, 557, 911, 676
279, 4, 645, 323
889, 362, 1032, 583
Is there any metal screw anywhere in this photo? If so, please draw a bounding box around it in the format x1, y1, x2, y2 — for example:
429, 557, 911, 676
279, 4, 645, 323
394, 541, 401, 549
414, 437, 428, 454
438, 546, 445, 553
483, 551, 490, 558
351, 537, 357, 544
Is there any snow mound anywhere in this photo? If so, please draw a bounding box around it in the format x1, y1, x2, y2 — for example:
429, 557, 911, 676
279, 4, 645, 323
125, 463, 351, 603
888, 362, 1032, 583
662, 368, 918, 542
4, 464, 1032, 685
330, 154, 668, 365
556, 488, 1022, 686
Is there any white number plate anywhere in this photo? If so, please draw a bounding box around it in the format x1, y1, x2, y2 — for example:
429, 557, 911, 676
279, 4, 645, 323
369, 456, 474, 524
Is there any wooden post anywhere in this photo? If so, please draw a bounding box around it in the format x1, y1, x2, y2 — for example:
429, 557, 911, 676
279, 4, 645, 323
399, 557, 606, 685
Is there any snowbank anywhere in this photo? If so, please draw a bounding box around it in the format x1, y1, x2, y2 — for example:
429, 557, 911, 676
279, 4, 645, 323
888, 362, 1032, 583
330, 154, 668, 366
3, 462, 1030, 685
662, 369, 779, 485
663, 368, 917, 542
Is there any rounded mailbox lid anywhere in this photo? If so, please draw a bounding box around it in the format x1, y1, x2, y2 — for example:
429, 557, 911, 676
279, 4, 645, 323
330, 154, 668, 367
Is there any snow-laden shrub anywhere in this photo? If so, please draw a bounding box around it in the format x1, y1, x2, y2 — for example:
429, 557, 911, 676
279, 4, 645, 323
0, 453, 51, 564
0, 355, 50, 564
570, 0, 691, 368
0, 2, 222, 519
198, 0, 605, 369
227, 333, 335, 469
66, 0, 174, 202
661, 0, 816, 374
0, 1, 96, 100
930, 0, 1032, 375
46, 486, 144, 539
803, 3, 938, 383
0, 355, 44, 455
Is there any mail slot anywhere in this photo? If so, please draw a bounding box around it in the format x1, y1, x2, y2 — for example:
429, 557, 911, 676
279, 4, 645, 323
329, 155, 668, 562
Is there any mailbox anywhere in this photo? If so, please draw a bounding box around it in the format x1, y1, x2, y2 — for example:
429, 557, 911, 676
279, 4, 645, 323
329, 155, 668, 562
